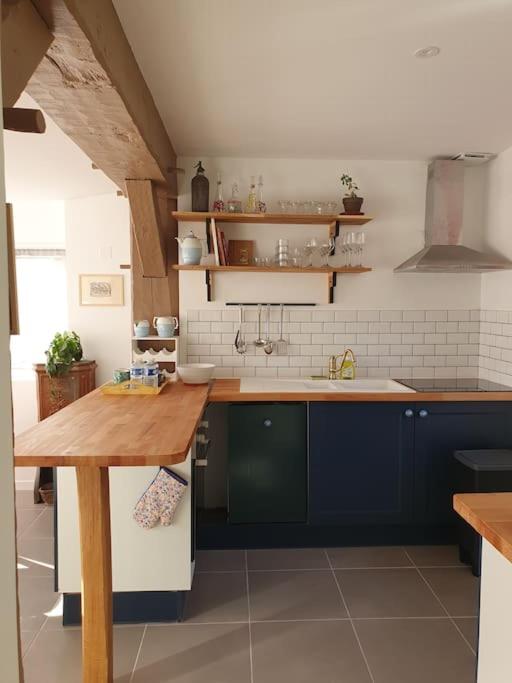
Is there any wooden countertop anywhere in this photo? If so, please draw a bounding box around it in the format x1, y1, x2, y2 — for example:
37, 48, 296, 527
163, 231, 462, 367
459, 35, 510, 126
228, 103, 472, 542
454, 493, 512, 564
14, 381, 209, 468
209, 379, 512, 403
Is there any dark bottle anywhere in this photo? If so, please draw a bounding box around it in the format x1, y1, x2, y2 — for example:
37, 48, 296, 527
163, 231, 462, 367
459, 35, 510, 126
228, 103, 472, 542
191, 161, 209, 211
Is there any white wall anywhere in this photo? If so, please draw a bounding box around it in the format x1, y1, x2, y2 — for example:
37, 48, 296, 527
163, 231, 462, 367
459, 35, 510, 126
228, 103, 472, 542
0, 95, 23, 683
177, 157, 482, 310
481, 145, 512, 310
65, 194, 132, 384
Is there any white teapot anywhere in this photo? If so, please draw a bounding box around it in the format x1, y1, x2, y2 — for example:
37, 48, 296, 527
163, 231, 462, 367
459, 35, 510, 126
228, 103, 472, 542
175, 230, 206, 265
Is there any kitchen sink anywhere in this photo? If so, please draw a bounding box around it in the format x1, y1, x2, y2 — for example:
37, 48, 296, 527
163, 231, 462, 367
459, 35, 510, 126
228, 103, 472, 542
239, 378, 415, 393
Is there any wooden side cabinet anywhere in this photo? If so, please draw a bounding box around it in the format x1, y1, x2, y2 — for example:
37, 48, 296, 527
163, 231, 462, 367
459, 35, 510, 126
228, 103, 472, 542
33, 360, 96, 502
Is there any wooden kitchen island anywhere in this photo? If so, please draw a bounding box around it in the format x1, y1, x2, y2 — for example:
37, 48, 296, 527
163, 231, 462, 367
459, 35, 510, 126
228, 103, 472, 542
14, 381, 209, 683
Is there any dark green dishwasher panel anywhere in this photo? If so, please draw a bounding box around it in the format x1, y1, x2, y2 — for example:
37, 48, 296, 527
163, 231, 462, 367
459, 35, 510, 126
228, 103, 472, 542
228, 403, 307, 524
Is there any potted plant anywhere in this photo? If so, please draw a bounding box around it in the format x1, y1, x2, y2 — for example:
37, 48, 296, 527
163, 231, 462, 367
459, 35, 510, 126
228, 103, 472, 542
45, 331, 83, 414
340, 173, 364, 215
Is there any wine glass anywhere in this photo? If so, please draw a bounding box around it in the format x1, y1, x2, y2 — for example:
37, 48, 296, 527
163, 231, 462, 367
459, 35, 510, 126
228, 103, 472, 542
355, 231, 366, 266
345, 231, 357, 267
318, 238, 335, 267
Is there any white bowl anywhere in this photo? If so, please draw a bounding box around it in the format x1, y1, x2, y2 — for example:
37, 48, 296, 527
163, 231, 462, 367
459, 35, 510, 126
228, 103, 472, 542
178, 363, 215, 385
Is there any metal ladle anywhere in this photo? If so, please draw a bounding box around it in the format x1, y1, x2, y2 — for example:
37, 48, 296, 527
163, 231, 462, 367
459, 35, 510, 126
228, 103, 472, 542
254, 303, 267, 347
234, 304, 247, 354
263, 304, 274, 355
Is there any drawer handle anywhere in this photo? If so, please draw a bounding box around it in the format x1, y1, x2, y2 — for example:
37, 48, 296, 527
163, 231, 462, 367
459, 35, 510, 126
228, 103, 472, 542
418, 409, 429, 418
404, 409, 414, 418
263, 419, 272, 428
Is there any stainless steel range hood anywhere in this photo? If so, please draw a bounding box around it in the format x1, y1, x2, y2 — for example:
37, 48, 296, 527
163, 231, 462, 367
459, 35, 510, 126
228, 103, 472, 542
394, 159, 512, 273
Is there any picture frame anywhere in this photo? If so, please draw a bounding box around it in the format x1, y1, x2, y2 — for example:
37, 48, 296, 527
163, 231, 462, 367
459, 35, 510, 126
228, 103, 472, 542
79, 274, 124, 306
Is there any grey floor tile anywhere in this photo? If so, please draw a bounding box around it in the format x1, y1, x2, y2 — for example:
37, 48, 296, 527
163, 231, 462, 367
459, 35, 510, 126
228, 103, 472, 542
17, 537, 55, 577
355, 618, 476, 683
252, 620, 371, 683
454, 617, 479, 651
248, 547, 330, 570
327, 546, 412, 568
15, 491, 41, 509
22, 623, 144, 682
195, 550, 245, 572
336, 568, 444, 618
19, 509, 54, 540
184, 572, 248, 623
405, 545, 464, 567
249, 570, 346, 621
133, 624, 251, 682
16, 509, 44, 538
20, 631, 37, 656
420, 567, 480, 616
18, 575, 60, 631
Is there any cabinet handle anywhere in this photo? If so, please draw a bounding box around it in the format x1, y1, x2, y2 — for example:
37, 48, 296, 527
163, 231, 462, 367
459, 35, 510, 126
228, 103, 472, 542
263, 419, 272, 428
404, 409, 414, 418
418, 409, 429, 418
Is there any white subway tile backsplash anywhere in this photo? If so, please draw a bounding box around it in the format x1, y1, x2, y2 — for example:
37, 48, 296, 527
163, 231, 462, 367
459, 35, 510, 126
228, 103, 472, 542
301, 322, 323, 332
390, 322, 414, 333
357, 310, 380, 321
312, 310, 334, 322
425, 310, 448, 322
448, 310, 470, 322
380, 310, 403, 322
199, 310, 222, 321
185, 309, 512, 385
403, 310, 425, 322
335, 310, 357, 321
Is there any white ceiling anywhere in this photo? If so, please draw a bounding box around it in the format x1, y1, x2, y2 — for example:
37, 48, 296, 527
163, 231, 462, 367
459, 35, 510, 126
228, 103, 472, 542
114, 0, 512, 160
3, 93, 117, 201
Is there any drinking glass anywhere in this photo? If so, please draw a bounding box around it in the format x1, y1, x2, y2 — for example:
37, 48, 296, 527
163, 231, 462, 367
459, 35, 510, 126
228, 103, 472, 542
292, 247, 303, 267
318, 238, 335, 267
355, 231, 366, 266
287, 201, 297, 214
327, 201, 338, 215
302, 241, 314, 267
346, 231, 357, 267
278, 200, 287, 214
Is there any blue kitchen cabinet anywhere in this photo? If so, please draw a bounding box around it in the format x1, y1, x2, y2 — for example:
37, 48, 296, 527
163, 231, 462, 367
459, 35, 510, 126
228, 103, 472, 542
309, 403, 415, 525
413, 402, 512, 525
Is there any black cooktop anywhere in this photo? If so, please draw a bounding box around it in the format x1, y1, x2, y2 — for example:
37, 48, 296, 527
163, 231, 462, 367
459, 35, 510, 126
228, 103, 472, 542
396, 378, 512, 392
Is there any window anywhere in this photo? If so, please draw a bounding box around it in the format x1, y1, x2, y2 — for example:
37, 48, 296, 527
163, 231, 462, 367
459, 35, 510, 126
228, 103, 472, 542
10, 249, 68, 371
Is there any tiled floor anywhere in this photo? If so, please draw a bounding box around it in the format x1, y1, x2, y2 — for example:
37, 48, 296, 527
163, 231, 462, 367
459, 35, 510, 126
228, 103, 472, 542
15, 491, 479, 682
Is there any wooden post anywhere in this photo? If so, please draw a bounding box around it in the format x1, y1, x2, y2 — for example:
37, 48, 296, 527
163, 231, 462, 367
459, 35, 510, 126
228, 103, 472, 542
75, 467, 113, 683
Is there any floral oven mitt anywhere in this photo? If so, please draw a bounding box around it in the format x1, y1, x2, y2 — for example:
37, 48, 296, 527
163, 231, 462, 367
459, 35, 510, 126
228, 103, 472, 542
133, 467, 188, 529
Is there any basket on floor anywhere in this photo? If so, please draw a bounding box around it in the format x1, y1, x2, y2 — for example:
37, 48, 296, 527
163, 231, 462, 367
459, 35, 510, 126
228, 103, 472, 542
39, 483, 54, 505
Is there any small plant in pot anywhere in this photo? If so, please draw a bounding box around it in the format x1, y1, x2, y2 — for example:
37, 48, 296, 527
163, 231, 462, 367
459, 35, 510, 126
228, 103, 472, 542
340, 173, 364, 215
45, 331, 83, 414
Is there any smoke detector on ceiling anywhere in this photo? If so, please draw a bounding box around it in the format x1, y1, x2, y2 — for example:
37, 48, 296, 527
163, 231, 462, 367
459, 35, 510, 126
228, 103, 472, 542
451, 152, 496, 165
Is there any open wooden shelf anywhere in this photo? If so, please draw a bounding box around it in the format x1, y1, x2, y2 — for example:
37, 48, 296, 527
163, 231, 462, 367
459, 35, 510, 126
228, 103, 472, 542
172, 211, 372, 226
172, 264, 371, 274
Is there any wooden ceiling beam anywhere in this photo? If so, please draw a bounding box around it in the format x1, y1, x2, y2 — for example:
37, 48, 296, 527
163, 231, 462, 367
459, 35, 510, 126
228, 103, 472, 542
25, 0, 178, 195
126, 179, 167, 278
3, 107, 46, 133
1, 0, 54, 107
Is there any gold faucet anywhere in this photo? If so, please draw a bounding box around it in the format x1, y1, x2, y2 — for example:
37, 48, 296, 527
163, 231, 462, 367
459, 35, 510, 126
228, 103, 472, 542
328, 349, 356, 380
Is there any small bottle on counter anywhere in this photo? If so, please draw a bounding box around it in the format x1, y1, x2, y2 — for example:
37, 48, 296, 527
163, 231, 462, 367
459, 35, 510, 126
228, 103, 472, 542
130, 360, 144, 386
143, 361, 160, 389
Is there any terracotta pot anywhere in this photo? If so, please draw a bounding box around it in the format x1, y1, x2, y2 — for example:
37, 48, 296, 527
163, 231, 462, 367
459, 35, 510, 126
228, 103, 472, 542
342, 196, 364, 215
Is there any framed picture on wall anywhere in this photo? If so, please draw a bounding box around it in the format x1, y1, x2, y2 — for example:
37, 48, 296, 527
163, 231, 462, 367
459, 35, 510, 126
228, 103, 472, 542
79, 274, 124, 306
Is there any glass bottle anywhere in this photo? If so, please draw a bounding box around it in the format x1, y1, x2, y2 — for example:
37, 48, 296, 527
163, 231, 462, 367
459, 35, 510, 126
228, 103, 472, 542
257, 175, 267, 213
227, 181, 242, 213
213, 173, 225, 212
245, 176, 257, 213
191, 161, 209, 211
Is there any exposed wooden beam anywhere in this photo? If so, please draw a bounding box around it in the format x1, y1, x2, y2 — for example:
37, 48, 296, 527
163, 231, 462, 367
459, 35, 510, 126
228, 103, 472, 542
26, 0, 177, 194
126, 179, 167, 278
3, 107, 46, 133
1, 0, 54, 107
